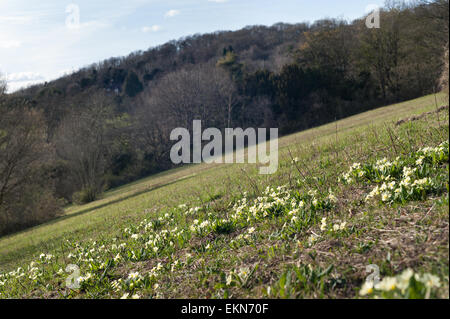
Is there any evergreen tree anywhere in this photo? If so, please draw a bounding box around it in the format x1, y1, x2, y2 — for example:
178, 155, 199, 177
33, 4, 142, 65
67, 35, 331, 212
124, 71, 144, 97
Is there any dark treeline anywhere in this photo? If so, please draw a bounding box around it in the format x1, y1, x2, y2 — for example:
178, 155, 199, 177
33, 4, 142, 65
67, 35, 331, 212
0, 0, 448, 236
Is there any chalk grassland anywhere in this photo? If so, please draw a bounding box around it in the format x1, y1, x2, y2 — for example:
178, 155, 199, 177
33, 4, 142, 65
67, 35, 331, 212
0, 93, 448, 299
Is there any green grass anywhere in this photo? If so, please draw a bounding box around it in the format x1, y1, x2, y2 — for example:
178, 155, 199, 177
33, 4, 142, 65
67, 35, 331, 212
0, 93, 448, 299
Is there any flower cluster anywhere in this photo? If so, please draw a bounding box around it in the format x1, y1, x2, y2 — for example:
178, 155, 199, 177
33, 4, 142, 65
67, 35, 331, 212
0, 140, 446, 299
360, 268, 441, 299
39, 253, 55, 263
225, 265, 258, 288
342, 141, 449, 204
190, 219, 211, 236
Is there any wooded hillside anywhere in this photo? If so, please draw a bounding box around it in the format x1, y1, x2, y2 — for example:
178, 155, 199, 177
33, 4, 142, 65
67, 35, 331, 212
0, 0, 448, 236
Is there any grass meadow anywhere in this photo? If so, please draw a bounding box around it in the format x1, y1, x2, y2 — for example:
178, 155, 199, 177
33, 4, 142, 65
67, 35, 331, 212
0, 93, 448, 299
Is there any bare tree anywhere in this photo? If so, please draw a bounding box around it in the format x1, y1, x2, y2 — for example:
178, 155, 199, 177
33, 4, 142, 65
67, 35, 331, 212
297, 19, 354, 75
55, 93, 115, 203
359, 9, 402, 101
440, 44, 449, 93
0, 71, 6, 96
214, 67, 240, 128
132, 63, 241, 172
0, 89, 61, 234
132, 105, 173, 169
139, 62, 240, 130
0, 108, 48, 208
417, 0, 449, 35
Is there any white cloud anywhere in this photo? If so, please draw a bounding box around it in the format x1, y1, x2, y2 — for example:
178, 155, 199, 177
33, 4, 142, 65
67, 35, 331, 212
141, 25, 162, 32
208, 0, 229, 3
7, 72, 44, 83
6, 81, 40, 93
165, 9, 180, 18
1, 0, 165, 92
4, 72, 49, 92
0, 15, 33, 24
0, 40, 21, 49
66, 20, 111, 31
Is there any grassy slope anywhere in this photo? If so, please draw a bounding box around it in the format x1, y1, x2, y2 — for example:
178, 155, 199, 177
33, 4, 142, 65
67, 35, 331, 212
0, 93, 448, 298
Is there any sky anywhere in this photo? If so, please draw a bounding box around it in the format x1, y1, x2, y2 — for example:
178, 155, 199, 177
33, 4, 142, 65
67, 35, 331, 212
0, 0, 385, 92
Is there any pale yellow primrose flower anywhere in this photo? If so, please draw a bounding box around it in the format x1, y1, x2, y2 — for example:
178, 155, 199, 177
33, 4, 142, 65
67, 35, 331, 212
359, 281, 374, 296
375, 277, 397, 291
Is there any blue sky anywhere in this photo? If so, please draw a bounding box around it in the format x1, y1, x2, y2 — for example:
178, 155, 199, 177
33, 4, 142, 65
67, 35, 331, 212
0, 0, 385, 92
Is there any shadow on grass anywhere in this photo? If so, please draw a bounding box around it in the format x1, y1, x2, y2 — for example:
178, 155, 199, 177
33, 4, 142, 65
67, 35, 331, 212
0, 173, 198, 243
